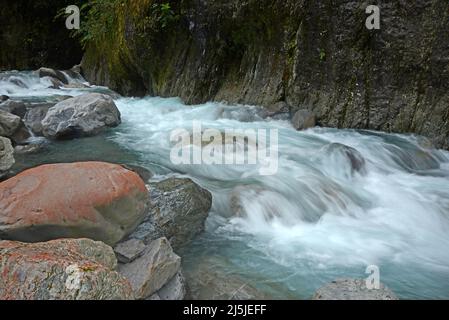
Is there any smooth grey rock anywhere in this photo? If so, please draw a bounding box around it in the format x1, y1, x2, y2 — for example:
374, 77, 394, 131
0, 137, 14, 172
312, 279, 398, 300
41, 93, 121, 139
292, 109, 316, 130
0, 100, 26, 118
157, 271, 186, 300
118, 237, 181, 300
114, 239, 147, 263
129, 177, 212, 250
37, 67, 68, 84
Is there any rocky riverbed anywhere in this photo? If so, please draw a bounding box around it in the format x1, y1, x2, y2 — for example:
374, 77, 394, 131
0, 67, 448, 300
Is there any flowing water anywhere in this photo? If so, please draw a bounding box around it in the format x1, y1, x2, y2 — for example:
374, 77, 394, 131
3, 71, 449, 299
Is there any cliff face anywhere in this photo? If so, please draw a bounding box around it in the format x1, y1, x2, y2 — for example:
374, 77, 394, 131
81, 0, 449, 148
0, 1, 83, 70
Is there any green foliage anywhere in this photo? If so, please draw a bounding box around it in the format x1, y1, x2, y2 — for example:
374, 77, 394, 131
319, 48, 326, 61
152, 3, 177, 29
57, 0, 122, 48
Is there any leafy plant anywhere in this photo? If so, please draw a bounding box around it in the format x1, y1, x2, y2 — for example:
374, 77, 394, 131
319, 48, 326, 61
151, 2, 178, 30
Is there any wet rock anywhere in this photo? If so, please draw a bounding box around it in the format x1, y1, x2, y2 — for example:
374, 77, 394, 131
41, 93, 121, 139
44, 76, 65, 89
185, 256, 271, 300
292, 109, 316, 130
63, 83, 90, 89
0, 162, 149, 246
14, 143, 43, 155
0, 95, 9, 103
129, 177, 212, 250
261, 101, 291, 120
156, 271, 186, 300
114, 238, 146, 264
37, 67, 68, 84
323, 143, 367, 176
0, 137, 14, 175
118, 237, 181, 299
23, 104, 53, 135
0, 100, 27, 118
0, 239, 134, 300
312, 279, 398, 300
120, 164, 153, 182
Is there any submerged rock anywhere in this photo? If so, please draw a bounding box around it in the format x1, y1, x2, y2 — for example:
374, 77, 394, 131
312, 279, 398, 300
0, 162, 149, 246
118, 237, 181, 300
292, 109, 316, 130
129, 177, 212, 250
0, 239, 134, 300
322, 143, 367, 176
41, 93, 121, 139
37, 67, 68, 84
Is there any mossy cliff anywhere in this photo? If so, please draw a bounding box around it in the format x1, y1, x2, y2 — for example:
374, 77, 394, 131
0, 1, 83, 70
81, 0, 449, 149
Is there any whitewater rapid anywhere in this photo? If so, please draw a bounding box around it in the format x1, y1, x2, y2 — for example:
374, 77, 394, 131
2, 71, 449, 299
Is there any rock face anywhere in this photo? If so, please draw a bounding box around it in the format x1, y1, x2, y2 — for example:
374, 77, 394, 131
81, 0, 449, 149
312, 279, 398, 300
118, 237, 181, 300
41, 93, 121, 139
129, 177, 213, 250
0, 239, 134, 300
292, 109, 317, 130
0, 137, 14, 177
0, 162, 149, 246
0, 1, 83, 71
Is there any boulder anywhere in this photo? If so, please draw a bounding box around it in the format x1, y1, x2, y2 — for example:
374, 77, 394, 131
322, 143, 367, 176
0, 100, 27, 118
129, 177, 212, 250
118, 237, 181, 299
0, 137, 14, 175
23, 103, 53, 135
37, 67, 68, 84
0, 110, 21, 137
0, 95, 9, 103
0, 162, 149, 246
41, 93, 121, 139
292, 109, 316, 130
114, 238, 146, 264
0, 239, 134, 300
261, 101, 291, 120
312, 279, 398, 300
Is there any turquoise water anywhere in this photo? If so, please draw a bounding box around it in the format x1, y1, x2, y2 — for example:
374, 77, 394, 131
4, 72, 449, 299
